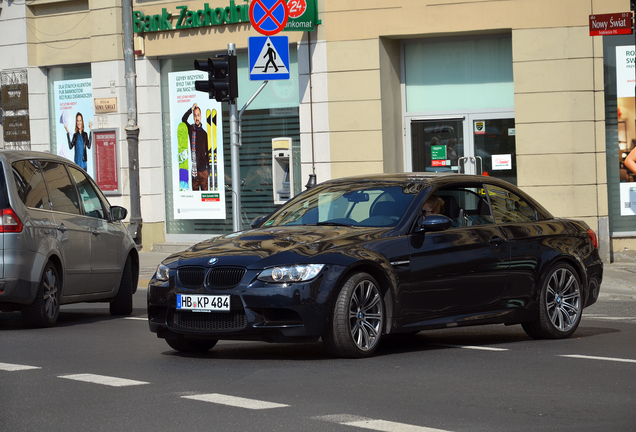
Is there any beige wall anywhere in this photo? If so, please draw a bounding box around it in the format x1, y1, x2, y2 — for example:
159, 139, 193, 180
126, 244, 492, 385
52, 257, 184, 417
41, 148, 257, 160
26, 0, 124, 66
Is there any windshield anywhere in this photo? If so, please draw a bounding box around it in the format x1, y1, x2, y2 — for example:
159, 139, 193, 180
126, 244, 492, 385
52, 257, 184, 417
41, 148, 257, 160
264, 182, 421, 228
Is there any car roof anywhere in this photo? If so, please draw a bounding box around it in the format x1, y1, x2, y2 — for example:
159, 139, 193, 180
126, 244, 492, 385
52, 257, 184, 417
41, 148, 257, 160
323, 172, 509, 187
0, 149, 74, 165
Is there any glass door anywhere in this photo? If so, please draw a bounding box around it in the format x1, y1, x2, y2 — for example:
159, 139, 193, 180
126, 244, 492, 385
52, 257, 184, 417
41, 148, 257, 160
408, 114, 517, 185
471, 117, 517, 185
410, 118, 464, 174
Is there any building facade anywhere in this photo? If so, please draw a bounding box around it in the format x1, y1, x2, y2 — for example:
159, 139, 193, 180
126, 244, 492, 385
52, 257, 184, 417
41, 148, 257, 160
1, 0, 635, 261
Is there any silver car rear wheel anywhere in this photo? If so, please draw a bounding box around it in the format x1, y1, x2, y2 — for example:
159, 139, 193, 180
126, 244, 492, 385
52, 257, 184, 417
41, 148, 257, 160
22, 262, 60, 328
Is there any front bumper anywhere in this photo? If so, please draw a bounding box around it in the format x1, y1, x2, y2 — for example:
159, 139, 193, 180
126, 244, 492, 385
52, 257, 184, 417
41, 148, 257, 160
147, 265, 344, 343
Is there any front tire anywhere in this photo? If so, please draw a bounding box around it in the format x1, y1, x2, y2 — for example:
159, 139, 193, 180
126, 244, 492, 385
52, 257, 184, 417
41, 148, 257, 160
21, 262, 61, 328
110, 256, 133, 316
166, 338, 218, 353
522, 263, 582, 339
324, 272, 384, 358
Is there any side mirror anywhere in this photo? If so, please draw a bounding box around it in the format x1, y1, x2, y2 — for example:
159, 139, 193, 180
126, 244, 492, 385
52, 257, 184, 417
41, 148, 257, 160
110, 206, 128, 221
414, 214, 452, 233
251, 215, 269, 228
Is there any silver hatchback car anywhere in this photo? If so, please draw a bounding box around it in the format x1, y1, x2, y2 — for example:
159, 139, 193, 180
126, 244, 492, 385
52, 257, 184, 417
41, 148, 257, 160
0, 150, 139, 327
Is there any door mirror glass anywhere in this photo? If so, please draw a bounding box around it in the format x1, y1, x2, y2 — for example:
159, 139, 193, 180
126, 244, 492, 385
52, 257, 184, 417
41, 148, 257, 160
251, 215, 268, 228
110, 206, 127, 221
415, 214, 452, 233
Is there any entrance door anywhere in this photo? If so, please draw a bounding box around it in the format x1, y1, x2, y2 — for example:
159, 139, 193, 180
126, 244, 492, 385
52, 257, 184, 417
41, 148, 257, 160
408, 113, 517, 185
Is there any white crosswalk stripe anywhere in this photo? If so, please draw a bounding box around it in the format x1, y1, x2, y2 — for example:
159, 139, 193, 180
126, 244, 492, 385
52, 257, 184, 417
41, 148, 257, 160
182, 393, 288, 410
59, 373, 149, 387
560, 354, 636, 364
0, 362, 41, 371
315, 415, 452, 432
433, 344, 507, 351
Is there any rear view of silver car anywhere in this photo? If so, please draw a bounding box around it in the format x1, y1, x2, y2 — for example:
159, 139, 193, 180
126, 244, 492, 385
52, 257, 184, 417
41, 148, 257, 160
0, 150, 139, 327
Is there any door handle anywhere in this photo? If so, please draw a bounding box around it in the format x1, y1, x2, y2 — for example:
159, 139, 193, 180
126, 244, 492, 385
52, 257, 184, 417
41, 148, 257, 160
91, 229, 100, 236
57, 225, 67, 233
475, 156, 483, 175
489, 236, 504, 245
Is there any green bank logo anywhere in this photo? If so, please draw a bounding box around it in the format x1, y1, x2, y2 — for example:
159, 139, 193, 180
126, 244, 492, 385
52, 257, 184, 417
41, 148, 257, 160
133, 0, 249, 33
133, 0, 318, 34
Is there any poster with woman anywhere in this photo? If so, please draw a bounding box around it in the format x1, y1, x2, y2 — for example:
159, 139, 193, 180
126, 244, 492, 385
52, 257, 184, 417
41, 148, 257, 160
616, 46, 636, 216
53, 78, 95, 177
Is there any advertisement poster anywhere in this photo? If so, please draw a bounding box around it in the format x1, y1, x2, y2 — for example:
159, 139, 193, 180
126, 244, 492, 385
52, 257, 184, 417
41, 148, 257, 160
616, 46, 636, 216
53, 79, 95, 177
94, 130, 119, 193
168, 71, 225, 220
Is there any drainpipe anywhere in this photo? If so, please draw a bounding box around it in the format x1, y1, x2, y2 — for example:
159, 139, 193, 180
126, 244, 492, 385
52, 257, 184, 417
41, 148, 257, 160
123, 0, 142, 246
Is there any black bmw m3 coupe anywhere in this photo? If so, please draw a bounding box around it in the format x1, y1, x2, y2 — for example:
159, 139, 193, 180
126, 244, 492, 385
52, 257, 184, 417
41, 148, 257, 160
147, 173, 603, 358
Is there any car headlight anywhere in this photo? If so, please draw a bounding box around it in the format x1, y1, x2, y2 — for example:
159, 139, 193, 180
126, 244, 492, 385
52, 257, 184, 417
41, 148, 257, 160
154, 264, 170, 282
257, 264, 325, 283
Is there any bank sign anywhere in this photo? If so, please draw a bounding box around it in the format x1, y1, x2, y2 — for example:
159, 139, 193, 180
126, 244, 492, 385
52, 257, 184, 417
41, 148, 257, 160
133, 0, 317, 34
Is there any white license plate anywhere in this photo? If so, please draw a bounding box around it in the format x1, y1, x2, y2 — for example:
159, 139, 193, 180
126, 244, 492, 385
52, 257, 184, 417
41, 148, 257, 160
176, 294, 230, 312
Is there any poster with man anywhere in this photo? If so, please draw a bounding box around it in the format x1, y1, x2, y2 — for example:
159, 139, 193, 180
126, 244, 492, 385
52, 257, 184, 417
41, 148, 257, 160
168, 71, 225, 220
616, 46, 636, 216
53, 78, 95, 177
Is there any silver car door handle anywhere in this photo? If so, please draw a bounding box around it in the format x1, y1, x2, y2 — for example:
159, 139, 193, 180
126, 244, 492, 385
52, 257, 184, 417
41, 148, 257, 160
57, 225, 67, 233
91, 229, 100, 236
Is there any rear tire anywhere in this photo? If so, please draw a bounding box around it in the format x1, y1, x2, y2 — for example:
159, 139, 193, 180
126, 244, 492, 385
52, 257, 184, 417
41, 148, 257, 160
110, 256, 133, 316
166, 338, 218, 353
324, 272, 384, 358
21, 262, 60, 328
522, 263, 582, 339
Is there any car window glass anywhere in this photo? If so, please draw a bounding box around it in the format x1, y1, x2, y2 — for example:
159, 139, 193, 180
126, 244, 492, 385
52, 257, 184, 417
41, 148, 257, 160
433, 186, 494, 228
12, 160, 50, 209
39, 161, 81, 215
270, 184, 420, 228
67, 166, 107, 219
487, 184, 537, 223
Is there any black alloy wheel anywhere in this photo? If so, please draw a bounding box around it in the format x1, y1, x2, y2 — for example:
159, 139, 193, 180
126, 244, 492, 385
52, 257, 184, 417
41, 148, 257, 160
324, 272, 384, 358
522, 263, 582, 339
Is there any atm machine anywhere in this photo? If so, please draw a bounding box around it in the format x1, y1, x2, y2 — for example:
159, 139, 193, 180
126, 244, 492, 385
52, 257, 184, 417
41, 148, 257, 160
272, 137, 294, 205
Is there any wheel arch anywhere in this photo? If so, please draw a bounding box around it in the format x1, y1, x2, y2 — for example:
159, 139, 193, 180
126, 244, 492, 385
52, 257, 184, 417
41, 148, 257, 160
536, 255, 587, 304
332, 261, 395, 335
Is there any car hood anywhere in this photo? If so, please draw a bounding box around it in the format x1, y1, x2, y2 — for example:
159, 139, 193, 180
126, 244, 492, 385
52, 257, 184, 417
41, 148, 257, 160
165, 225, 390, 269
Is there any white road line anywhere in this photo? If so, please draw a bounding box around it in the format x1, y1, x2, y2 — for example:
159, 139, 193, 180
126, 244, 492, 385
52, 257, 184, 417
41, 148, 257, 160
0, 362, 41, 371
182, 393, 288, 410
560, 355, 636, 364
433, 344, 508, 351
124, 317, 147, 321
59, 373, 149, 387
585, 316, 635, 321
315, 415, 452, 432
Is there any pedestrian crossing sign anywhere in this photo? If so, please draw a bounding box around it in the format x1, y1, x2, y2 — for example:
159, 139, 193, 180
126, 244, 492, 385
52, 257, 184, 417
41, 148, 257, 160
248, 36, 290, 81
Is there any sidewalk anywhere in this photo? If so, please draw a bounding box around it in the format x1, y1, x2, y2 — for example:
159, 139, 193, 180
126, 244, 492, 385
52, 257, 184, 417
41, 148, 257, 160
136, 251, 636, 300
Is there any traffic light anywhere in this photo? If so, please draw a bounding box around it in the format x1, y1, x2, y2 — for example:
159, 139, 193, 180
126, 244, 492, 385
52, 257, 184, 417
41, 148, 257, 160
194, 52, 238, 103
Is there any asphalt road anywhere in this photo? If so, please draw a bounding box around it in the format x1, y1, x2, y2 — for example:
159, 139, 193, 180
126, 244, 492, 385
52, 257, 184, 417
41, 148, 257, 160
1, 280, 634, 432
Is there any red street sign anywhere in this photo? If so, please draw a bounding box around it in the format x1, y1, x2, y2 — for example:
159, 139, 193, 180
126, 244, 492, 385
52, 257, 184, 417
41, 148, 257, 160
249, 0, 289, 36
589, 12, 633, 36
